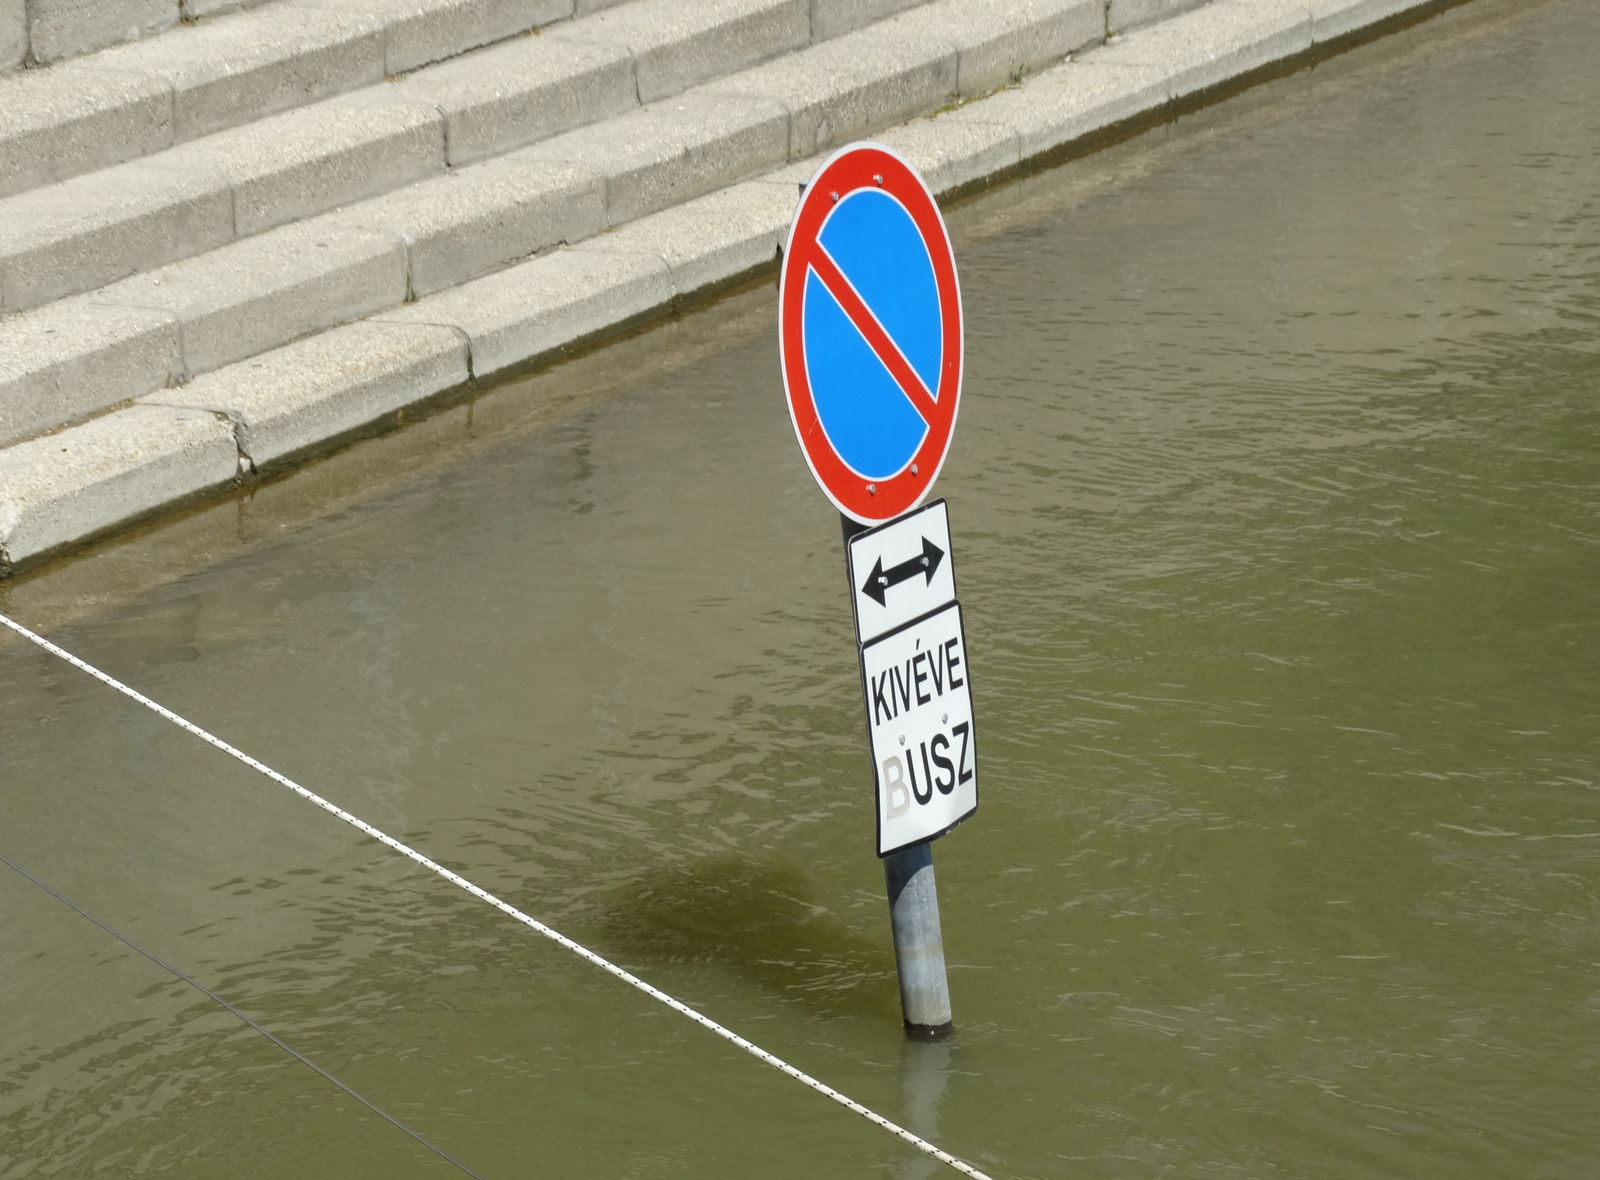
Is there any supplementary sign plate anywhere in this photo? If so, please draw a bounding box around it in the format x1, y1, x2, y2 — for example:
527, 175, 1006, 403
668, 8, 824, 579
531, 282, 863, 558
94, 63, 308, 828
861, 601, 978, 857
847, 499, 956, 645
779, 142, 963, 524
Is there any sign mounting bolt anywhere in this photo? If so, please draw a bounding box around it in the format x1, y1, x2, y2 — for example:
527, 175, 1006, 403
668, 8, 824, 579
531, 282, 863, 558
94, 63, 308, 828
867, 483, 876, 495
830, 191, 839, 203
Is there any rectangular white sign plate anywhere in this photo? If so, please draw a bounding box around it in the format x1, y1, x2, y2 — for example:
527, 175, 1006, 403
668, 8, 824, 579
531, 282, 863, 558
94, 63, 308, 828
846, 500, 957, 646
860, 600, 978, 857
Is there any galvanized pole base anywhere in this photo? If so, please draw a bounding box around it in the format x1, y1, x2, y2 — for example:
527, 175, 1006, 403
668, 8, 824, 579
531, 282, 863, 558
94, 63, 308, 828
884, 841, 954, 1035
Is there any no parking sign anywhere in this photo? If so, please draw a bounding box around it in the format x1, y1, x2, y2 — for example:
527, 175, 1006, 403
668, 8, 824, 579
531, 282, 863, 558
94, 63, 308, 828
779, 143, 978, 857
779, 142, 963, 525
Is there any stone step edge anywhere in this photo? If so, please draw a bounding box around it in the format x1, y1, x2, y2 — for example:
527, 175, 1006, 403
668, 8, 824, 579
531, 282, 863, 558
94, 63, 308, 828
0, 0, 1465, 579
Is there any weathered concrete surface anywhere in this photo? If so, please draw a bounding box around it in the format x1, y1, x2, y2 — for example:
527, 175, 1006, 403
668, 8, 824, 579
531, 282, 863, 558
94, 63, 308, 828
0, 0, 1112, 407
0, 161, 233, 314
708, 26, 958, 159
0, 0, 903, 204
179, 0, 272, 21
330, 157, 606, 299
93, 4, 386, 144
0, 301, 183, 448
876, 109, 1024, 195
809, 0, 924, 42
379, 248, 675, 380
175, 90, 447, 237
401, 35, 636, 168
550, 0, 810, 104
0, 65, 175, 200
887, 0, 1104, 95
1, 0, 923, 320
28, 0, 179, 65
0, 85, 443, 313
0, 403, 236, 573
919, 59, 1170, 165
1110, 0, 1213, 36
578, 178, 797, 299
1311, 0, 1430, 41
0, 0, 571, 196
1, 0, 24, 73
523, 92, 792, 226
144, 321, 469, 472
368, 0, 573, 76
1094, 0, 1313, 99
98, 222, 408, 377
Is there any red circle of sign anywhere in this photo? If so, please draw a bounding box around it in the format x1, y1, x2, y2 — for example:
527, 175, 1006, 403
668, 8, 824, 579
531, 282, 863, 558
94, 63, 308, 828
779, 142, 963, 524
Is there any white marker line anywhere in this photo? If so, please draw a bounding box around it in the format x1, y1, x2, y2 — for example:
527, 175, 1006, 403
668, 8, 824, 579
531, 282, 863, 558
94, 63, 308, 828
0, 610, 996, 1180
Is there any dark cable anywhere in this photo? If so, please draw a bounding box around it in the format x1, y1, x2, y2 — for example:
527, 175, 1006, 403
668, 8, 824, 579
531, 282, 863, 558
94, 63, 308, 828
0, 850, 486, 1180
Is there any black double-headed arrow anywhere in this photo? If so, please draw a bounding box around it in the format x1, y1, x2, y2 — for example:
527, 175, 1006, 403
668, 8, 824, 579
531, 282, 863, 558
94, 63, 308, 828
861, 536, 945, 606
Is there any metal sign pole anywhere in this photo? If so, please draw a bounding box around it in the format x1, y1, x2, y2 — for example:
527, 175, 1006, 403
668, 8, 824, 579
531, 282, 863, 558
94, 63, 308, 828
884, 841, 954, 1034
785, 143, 971, 1040
843, 512, 954, 1036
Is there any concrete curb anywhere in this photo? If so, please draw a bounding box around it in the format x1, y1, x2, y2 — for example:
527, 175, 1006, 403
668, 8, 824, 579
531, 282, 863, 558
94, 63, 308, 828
0, 403, 237, 577
0, 0, 1466, 577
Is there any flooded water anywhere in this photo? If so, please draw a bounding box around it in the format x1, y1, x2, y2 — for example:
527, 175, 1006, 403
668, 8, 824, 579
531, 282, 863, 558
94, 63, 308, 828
3, 0, 1598, 1175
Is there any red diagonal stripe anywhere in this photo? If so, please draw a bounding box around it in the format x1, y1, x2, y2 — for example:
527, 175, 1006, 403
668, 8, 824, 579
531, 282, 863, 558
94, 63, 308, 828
807, 245, 940, 425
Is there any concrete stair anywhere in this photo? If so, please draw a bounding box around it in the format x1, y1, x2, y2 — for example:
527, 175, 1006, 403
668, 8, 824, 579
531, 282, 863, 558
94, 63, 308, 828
1, 0, 1105, 447
0, 0, 1440, 575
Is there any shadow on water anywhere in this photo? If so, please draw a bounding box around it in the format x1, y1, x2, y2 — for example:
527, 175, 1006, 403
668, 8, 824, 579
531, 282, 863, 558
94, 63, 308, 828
598, 856, 902, 1022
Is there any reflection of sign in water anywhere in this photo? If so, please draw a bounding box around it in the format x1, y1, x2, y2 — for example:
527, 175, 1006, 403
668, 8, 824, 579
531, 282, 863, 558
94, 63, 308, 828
779, 142, 963, 524
861, 601, 978, 857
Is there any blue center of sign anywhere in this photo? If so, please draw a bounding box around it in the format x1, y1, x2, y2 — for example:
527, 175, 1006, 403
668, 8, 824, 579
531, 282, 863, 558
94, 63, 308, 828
804, 189, 942, 480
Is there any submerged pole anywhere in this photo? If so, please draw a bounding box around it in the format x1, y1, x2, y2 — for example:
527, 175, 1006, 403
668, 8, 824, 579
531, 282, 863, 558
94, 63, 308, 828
884, 840, 954, 1035
843, 513, 955, 1037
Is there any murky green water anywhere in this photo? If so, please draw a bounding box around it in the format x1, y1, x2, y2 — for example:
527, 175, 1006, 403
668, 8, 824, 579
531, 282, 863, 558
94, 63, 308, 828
4, 1, 1599, 1176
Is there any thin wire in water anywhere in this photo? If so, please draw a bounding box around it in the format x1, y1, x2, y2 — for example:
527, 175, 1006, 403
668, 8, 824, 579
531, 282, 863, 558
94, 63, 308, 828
0, 610, 996, 1180
0, 849, 487, 1179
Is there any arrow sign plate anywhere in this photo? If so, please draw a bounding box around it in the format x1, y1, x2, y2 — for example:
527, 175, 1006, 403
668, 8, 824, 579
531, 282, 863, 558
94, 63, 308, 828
861, 601, 978, 857
846, 499, 956, 644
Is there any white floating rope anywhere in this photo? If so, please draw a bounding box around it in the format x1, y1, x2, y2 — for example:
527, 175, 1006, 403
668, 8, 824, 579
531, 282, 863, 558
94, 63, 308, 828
0, 610, 996, 1180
